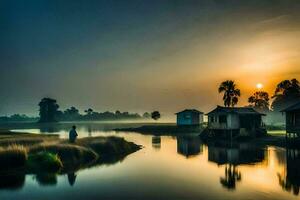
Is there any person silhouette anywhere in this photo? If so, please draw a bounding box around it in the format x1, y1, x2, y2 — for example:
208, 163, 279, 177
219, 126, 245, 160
69, 125, 78, 143
68, 173, 77, 186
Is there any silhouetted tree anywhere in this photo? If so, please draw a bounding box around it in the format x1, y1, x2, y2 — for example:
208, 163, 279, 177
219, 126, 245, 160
218, 80, 241, 107
272, 78, 300, 111
143, 112, 151, 118
248, 91, 270, 113
151, 111, 161, 121
38, 98, 59, 123
84, 108, 94, 115
63, 106, 80, 120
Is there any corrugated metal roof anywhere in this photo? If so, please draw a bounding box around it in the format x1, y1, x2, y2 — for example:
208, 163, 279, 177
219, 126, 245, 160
207, 106, 265, 116
175, 109, 203, 115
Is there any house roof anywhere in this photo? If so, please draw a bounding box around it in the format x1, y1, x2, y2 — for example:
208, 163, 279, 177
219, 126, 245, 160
281, 101, 300, 112
206, 106, 265, 116
175, 109, 203, 115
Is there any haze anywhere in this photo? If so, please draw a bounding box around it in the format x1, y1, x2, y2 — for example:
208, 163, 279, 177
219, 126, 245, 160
1, 0, 300, 117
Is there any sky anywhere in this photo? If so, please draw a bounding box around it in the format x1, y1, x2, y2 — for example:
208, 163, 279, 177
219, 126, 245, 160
1, 0, 300, 118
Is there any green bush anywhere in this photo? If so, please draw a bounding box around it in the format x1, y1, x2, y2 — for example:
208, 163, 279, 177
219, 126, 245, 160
29, 144, 98, 166
27, 152, 63, 173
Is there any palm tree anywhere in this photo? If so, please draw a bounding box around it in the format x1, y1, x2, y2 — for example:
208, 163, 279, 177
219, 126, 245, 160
218, 80, 241, 107
248, 91, 270, 113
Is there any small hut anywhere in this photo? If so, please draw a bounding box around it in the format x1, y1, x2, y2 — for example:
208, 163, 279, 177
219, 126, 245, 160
206, 106, 266, 137
281, 102, 300, 139
175, 109, 203, 126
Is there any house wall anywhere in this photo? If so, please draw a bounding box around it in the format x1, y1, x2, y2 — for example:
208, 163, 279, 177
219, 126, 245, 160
227, 114, 240, 129
177, 112, 200, 125
208, 113, 240, 130
286, 111, 300, 133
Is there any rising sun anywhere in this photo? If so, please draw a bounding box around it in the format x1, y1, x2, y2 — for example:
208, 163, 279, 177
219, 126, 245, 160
256, 83, 263, 89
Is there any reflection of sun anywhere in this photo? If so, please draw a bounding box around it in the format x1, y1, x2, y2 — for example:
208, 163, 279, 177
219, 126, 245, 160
256, 83, 263, 89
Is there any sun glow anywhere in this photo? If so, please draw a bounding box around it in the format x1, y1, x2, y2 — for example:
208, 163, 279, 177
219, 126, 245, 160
256, 83, 263, 89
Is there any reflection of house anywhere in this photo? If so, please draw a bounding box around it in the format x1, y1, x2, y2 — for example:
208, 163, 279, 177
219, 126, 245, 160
208, 143, 266, 166
152, 136, 161, 149
208, 143, 266, 190
207, 106, 266, 137
176, 109, 203, 126
278, 148, 300, 196
177, 136, 202, 157
281, 102, 300, 138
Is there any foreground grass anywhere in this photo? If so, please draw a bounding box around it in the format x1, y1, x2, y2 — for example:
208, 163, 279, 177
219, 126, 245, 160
0, 130, 141, 174
0, 144, 27, 171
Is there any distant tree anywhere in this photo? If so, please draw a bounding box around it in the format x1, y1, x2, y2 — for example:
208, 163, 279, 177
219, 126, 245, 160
84, 108, 94, 115
218, 80, 241, 107
38, 98, 59, 123
63, 106, 80, 120
272, 78, 300, 111
151, 111, 161, 121
115, 110, 121, 115
248, 91, 270, 113
143, 112, 151, 118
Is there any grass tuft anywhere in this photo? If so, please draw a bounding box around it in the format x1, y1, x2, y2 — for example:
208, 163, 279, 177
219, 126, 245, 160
27, 152, 63, 173
29, 144, 98, 169
0, 144, 27, 170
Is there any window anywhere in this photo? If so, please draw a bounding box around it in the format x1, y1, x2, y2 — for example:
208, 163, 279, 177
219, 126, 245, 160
184, 114, 191, 119
219, 115, 227, 123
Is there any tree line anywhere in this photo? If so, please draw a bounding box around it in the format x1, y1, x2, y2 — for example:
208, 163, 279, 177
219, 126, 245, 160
38, 98, 161, 123
218, 78, 300, 113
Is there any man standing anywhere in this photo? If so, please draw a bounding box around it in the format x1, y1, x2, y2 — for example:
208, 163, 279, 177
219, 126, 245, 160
69, 125, 78, 143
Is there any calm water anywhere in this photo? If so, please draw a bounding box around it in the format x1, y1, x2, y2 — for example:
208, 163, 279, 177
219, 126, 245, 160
1, 123, 299, 200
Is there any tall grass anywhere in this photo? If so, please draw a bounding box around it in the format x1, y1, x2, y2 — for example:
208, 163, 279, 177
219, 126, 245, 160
0, 144, 27, 170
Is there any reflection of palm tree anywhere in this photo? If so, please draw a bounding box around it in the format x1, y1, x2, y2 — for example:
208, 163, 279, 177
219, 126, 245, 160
68, 173, 77, 186
218, 80, 241, 107
220, 164, 241, 190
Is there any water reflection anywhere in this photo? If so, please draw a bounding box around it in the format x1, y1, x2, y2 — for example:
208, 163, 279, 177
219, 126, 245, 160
207, 142, 266, 190
177, 136, 202, 158
208, 143, 266, 166
220, 164, 241, 190
278, 148, 300, 196
35, 173, 57, 186
152, 136, 161, 149
0, 173, 25, 190
3, 124, 300, 199
68, 173, 77, 186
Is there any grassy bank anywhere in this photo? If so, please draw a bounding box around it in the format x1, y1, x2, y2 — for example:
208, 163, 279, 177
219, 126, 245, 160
0, 130, 141, 174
